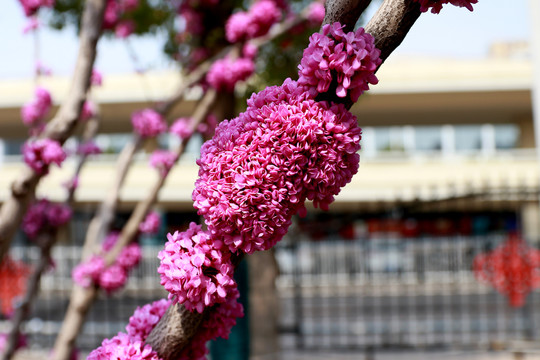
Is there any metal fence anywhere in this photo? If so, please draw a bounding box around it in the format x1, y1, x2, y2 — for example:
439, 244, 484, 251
2, 211, 540, 354
1, 245, 167, 351
275, 232, 540, 351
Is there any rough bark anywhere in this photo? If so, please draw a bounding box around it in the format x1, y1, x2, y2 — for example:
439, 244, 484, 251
0, 0, 106, 263
323, 0, 373, 32
52, 285, 99, 360
364, 0, 422, 65
145, 304, 206, 360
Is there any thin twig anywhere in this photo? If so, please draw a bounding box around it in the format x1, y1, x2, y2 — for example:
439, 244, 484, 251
0, 0, 106, 263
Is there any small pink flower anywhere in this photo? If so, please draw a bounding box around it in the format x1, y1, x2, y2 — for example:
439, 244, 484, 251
21, 87, 52, 128
80, 101, 96, 121
139, 211, 161, 235
298, 23, 381, 103
307, 2, 325, 24
23, 139, 66, 174
87, 333, 161, 360
77, 140, 102, 156
98, 264, 127, 293
103, 0, 120, 29
91, 69, 103, 87
18, 0, 55, 17
35, 61, 52, 77
47, 202, 72, 227
170, 118, 193, 140
242, 43, 258, 59
149, 150, 177, 177
115, 20, 135, 38
131, 109, 167, 138
414, 0, 477, 13
225, 0, 281, 43
126, 299, 170, 341
206, 57, 255, 92
22, 17, 40, 34
72, 256, 105, 288
118, 243, 142, 269
158, 223, 237, 313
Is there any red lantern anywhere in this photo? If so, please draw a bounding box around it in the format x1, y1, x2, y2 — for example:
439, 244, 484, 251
0, 256, 32, 316
473, 233, 540, 308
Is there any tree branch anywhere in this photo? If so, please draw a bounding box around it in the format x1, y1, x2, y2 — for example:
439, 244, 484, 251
323, 0, 373, 32
0, 0, 106, 263
2, 114, 101, 360
364, 0, 421, 65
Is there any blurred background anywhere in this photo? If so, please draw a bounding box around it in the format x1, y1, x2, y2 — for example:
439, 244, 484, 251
1, 0, 539, 359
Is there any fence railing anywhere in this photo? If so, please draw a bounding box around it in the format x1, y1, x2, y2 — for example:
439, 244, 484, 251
275, 234, 540, 350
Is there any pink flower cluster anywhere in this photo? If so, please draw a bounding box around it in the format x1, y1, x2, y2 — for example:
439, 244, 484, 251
415, 0, 477, 13
80, 101, 96, 121
206, 57, 255, 92
22, 17, 40, 34
126, 299, 170, 341
77, 140, 102, 156
193, 78, 361, 254
88, 333, 160, 360
179, 290, 244, 360
149, 150, 177, 177
170, 118, 194, 140
139, 211, 161, 235
298, 23, 381, 103
89, 293, 241, 360
72, 233, 141, 293
307, 2, 325, 24
157, 223, 237, 313
18, 0, 54, 17
102, 0, 139, 37
131, 109, 167, 138
91, 69, 103, 86
225, 0, 281, 43
23, 199, 72, 239
23, 138, 66, 175
21, 87, 52, 129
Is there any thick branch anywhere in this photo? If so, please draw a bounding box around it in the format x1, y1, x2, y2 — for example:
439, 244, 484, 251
323, 0, 373, 32
2, 116, 100, 360
364, 0, 421, 65
144, 304, 206, 360
52, 285, 99, 360
0, 0, 106, 263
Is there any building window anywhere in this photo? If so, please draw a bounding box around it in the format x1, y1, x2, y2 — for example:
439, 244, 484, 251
494, 124, 520, 150
454, 125, 482, 152
414, 126, 442, 152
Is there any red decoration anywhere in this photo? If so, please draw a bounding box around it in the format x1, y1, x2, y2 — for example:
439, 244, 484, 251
0, 256, 32, 316
473, 233, 540, 308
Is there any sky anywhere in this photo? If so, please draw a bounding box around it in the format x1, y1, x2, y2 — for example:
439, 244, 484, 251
0, 0, 532, 80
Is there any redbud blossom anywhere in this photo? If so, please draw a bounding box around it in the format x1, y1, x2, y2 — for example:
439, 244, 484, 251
139, 211, 161, 235
157, 223, 237, 313
415, 0, 477, 13
170, 118, 193, 140
298, 23, 381, 103
193, 78, 361, 254
131, 109, 167, 138
206, 57, 255, 92
23, 139, 66, 175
